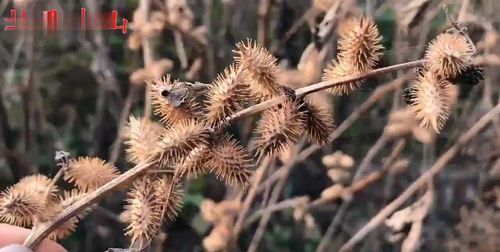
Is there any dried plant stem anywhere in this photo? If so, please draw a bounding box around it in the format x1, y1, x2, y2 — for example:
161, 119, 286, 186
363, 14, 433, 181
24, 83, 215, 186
298, 60, 423, 97
316, 0, 344, 45
109, 85, 139, 164
246, 140, 305, 252
140, 0, 154, 118
257, 0, 271, 45
312, 139, 406, 209
246, 166, 291, 252
231, 157, 272, 239
243, 139, 404, 229
315, 138, 405, 252
243, 196, 309, 228
174, 30, 188, 69
227, 61, 423, 124
43, 166, 67, 201
203, 0, 216, 79
339, 103, 500, 252
23, 161, 153, 248
85, 0, 122, 156
23, 60, 422, 250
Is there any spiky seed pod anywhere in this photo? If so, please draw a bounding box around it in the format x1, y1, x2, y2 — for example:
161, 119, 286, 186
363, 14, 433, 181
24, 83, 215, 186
155, 176, 183, 222
322, 60, 363, 95
337, 17, 384, 71
408, 72, 454, 133
253, 98, 306, 158
402, 86, 418, 106
447, 65, 485, 86
425, 33, 474, 79
124, 177, 164, 250
234, 39, 283, 101
64, 157, 120, 192
205, 64, 250, 126
16, 174, 58, 202
47, 190, 89, 240
176, 146, 210, 179
299, 99, 335, 145
207, 134, 253, 188
149, 75, 202, 125
0, 186, 44, 227
155, 119, 210, 167
124, 116, 167, 164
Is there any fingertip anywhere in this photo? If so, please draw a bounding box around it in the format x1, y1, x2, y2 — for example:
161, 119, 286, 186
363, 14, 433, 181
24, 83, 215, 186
0, 244, 33, 252
0, 224, 67, 252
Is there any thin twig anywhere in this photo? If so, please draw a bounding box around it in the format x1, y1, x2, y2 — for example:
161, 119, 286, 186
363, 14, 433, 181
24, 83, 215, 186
339, 104, 500, 252
173, 30, 188, 69
109, 86, 139, 164
141, 0, 154, 118
203, 0, 216, 79
231, 157, 272, 239
257, 0, 271, 45
85, 0, 122, 156
243, 139, 405, 228
315, 134, 390, 252
227, 61, 423, 124
317, 0, 345, 45
246, 140, 305, 252
243, 196, 309, 228
315, 138, 405, 252
43, 161, 69, 202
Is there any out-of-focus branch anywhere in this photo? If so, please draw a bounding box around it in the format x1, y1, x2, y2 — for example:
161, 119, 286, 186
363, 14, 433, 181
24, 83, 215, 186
141, 0, 154, 118
108, 85, 139, 164
0, 80, 34, 180
243, 140, 406, 229
173, 31, 188, 69
85, 0, 122, 157
0, 83, 14, 149
316, 0, 345, 45
339, 103, 500, 252
246, 139, 305, 252
231, 157, 272, 240
257, 0, 271, 45
203, 0, 216, 79
315, 138, 405, 252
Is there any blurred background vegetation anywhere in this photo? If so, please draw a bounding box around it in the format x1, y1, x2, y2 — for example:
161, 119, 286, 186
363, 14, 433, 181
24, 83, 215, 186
0, 0, 499, 251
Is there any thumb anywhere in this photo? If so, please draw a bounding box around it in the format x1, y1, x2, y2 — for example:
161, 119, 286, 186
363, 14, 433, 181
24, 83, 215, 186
0, 244, 33, 252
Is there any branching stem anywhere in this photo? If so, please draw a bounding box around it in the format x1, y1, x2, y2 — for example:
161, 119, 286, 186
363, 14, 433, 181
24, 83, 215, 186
23, 59, 424, 249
